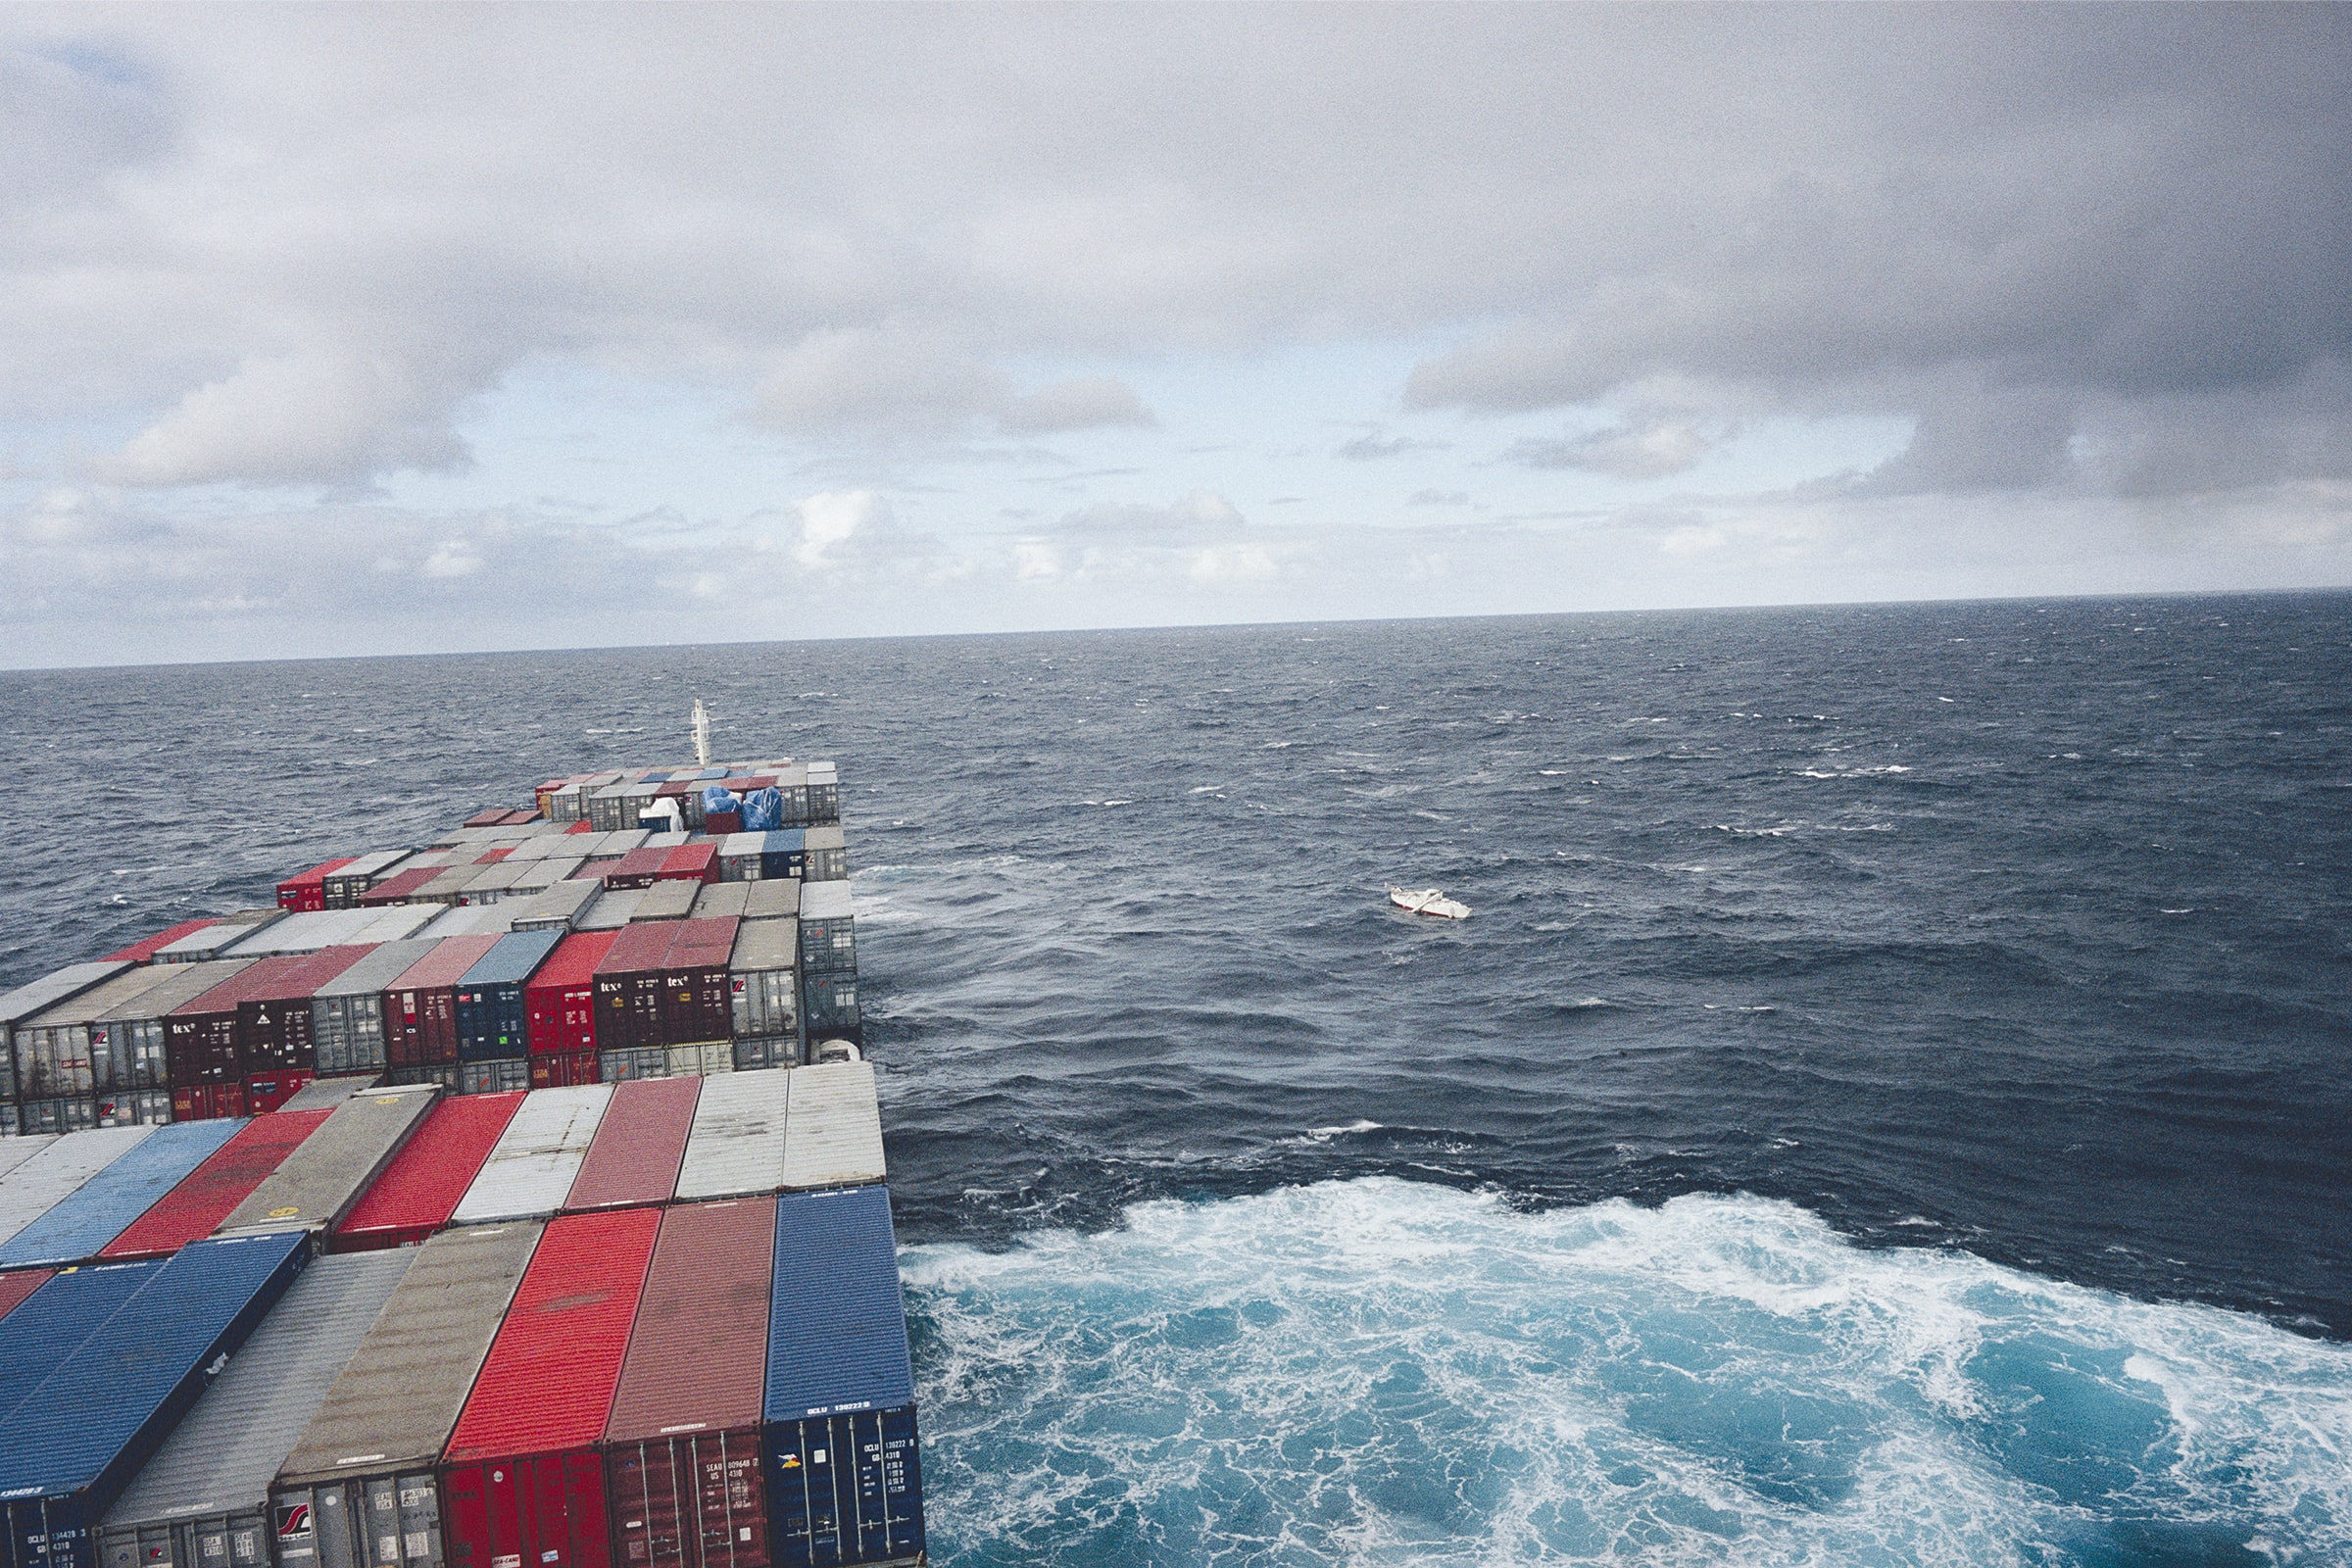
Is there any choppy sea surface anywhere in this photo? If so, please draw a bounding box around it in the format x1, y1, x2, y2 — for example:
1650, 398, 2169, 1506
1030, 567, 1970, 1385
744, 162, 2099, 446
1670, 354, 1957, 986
3, 594, 2348, 1567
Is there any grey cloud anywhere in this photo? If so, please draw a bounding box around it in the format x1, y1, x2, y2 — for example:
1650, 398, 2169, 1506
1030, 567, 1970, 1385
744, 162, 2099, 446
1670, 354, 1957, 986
1336, 432, 1446, 462
752, 331, 1152, 444
1056, 489, 1246, 537
1407, 490, 1471, 508
1506, 417, 1724, 480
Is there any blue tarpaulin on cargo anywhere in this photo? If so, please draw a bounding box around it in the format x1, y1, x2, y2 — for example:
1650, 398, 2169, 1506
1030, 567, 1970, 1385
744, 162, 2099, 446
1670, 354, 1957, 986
0, 1120, 245, 1270
0, 1261, 162, 1426
741, 787, 785, 832
0, 1231, 309, 1568
702, 785, 743, 817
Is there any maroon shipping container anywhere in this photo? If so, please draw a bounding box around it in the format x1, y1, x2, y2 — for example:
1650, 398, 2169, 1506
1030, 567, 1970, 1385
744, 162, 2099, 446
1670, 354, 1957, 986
173, 1081, 247, 1121
601, 1198, 777, 1568
703, 811, 743, 836
531, 1050, 600, 1089
527, 930, 621, 1057
593, 923, 677, 1054
564, 1078, 702, 1212
659, 918, 738, 1046
655, 844, 719, 886
244, 1067, 314, 1113
602, 847, 671, 892
168, 955, 318, 1087
242, 943, 373, 1072
466, 808, 511, 827
442, 1208, 663, 1568
383, 935, 502, 1068
357, 864, 442, 906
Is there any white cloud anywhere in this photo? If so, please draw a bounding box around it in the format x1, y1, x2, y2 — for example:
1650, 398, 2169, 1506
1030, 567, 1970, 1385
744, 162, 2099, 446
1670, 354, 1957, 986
791, 489, 890, 569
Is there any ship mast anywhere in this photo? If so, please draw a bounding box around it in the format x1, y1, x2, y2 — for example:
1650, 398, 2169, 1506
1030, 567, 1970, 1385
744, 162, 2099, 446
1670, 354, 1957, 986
692, 697, 711, 767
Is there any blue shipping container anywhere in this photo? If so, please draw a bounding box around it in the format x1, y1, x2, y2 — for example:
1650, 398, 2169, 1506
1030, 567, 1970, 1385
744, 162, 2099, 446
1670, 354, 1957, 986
0, 1230, 310, 1568
0, 1262, 164, 1426
453, 930, 564, 1061
760, 829, 807, 882
762, 1185, 922, 1568
0, 1121, 245, 1270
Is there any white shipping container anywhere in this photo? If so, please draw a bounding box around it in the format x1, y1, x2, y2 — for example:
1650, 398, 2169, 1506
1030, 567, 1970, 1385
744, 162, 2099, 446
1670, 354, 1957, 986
672, 1068, 789, 1200
449, 1084, 612, 1223
780, 1060, 886, 1191
0, 1124, 158, 1246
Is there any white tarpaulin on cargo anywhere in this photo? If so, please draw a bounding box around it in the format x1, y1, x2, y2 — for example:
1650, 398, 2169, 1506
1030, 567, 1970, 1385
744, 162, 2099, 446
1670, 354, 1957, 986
450, 1084, 612, 1223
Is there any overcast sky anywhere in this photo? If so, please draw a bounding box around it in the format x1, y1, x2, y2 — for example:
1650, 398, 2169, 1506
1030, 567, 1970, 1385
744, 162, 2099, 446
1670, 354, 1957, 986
3, 3, 2347, 667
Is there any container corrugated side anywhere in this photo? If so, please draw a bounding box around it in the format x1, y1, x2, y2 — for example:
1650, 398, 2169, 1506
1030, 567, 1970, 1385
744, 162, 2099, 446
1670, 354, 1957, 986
0, 1140, 56, 1185
777, 1063, 885, 1193
0, 1271, 50, 1325
449, 1084, 612, 1224
760, 1187, 922, 1568
95, 1250, 416, 1568
439, 1210, 662, 1568
215, 1087, 439, 1237
601, 1198, 777, 1568
99, 1112, 332, 1259
329, 1092, 525, 1251
270, 1222, 543, 1568
0, 1230, 311, 1568
0, 1260, 164, 1425
0, 1120, 246, 1269
561, 1078, 700, 1213
0, 1126, 158, 1249
672, 1070, 789, 1201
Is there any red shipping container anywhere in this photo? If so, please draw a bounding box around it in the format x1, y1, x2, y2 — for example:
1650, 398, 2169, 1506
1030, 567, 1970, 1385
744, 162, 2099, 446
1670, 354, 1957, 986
531, 1050, 600, 1089
655, 844, 719, 886
242, 944, 373, 1072
357, 865, 442, 906
503, 808, 540, 825
332, 1090, 526, 1251
442, 1208, 662, 1568
103, 917, 218, 964
100, 1109, 332, 1256
526, 930, 621, 1057
172, 1081, 247, 1122
563, 1078, 702, 1213
244, 1067, 314, 1113
383, 934, 502, 1067
566, 819, 597, 835
601, 1199, 777, 1568
602, 847, 671, 892
466, 808, 511, 828
475, 846, 515, 864
0, 1269, 57, 1323
168, 958, 305, 1087
276, 857, 359, 912
704, 811, 742, 836
537, 779, 573, 814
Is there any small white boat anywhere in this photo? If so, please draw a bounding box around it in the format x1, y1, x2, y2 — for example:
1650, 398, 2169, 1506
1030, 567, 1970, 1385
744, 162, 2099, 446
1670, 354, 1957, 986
1389, 886, 1470, 919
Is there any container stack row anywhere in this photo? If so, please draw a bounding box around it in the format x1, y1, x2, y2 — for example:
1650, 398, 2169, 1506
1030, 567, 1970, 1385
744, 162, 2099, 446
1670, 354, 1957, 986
2, 761, 859, 1134
0, 1159, 918, 1568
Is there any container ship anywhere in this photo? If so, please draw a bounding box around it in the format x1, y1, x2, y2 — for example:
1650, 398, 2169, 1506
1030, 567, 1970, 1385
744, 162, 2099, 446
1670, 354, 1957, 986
0, 750, 923, 1568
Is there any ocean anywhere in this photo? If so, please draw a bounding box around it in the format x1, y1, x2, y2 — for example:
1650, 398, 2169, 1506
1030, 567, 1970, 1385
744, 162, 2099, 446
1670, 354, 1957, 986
3, 593, 2347, 1566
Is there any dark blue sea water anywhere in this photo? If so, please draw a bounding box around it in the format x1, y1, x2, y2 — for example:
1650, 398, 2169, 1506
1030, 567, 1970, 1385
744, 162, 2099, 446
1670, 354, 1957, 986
3, 593, 2349, 1566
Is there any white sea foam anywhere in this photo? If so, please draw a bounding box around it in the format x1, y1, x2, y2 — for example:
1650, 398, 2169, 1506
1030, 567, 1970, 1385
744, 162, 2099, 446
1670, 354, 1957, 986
904, 1179, 2352, 1566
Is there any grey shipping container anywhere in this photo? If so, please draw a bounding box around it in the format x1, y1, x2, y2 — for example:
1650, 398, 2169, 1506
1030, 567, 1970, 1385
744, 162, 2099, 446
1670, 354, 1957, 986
458, 1057, 529, 1095
151, 912, 282, 965
507, 878, 601, 933
778, 1061, 886, 1192
802, 825, 847, 883
796, 883, 856, 976
2, 962, 134, 1101
729, 920, 800, 1043
278, 1075, 385, 1112
690, 882, 751, 920
270, 1223, 542, 1568
310, 941, 438, 1076
803, 762, 839, 825
673, 1069, 788, 1201
600, 1048, 669, 1083
321, 853, 414, 909
799, 973, 859, 1047
631, 880, 698, 922
9, 966, 180, 1102
745, 880, 800, 920
577, 889, 646, 930
95, 1250, 416, 1568
215, 1085, 438, 1238
733, 1037, 797, 1071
